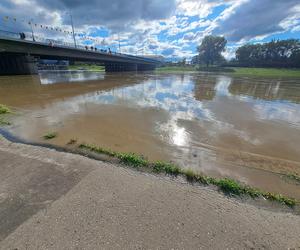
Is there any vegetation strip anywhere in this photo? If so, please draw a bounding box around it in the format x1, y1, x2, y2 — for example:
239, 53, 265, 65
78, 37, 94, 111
285, 173, 300, 183
78, 143, 297, 207
0, 104, 11, 115
0, 118, 11, 126
231, 67, 300, 78
156, 66, 197, 72
43, 132, 58, 140
0, 104, 12, 126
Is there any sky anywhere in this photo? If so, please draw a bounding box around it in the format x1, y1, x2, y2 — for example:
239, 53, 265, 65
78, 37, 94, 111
0, 0, 300, 60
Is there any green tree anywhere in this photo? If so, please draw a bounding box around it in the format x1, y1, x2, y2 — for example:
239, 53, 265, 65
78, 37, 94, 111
191, 55, 199, 65
177, 57, 186, 66
197, 36, 227, 67
236, 39, 300, 68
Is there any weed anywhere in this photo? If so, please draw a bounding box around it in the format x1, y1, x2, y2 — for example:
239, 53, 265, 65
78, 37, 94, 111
262, 192, 296, 207
183, 169, 197, 181
0, 104, 10, 114
77, 143, 298, 207
0, 118, 11, 126
79, 144, 117, 157
285, 173, 300, 183
117, 152, 147, 167
67, 138, 77, 145
153, 161, 180, 176
43, 132, 57, 140
216, 178, 243, 195
79, 143, 146, 167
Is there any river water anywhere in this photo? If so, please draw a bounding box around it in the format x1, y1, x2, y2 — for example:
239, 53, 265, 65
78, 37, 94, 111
1, 71, 300, 199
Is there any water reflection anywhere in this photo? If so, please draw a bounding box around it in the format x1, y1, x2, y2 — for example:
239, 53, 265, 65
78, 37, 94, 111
1, 71, 300, 198
39, 71, 105, 85
229, 78, 300, 103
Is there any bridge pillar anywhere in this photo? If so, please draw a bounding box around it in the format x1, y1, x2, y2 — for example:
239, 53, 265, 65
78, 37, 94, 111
105, 63, 138, 72
0, 54, 38, 75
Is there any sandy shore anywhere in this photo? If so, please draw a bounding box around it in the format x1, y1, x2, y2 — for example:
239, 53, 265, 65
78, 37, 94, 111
0, 136, 299, 249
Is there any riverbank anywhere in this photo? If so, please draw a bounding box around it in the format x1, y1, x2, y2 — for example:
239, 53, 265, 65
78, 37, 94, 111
0, 136, 300, 249
156, 66, 300, 77
155, 66, 197, 72
231, 67, 300, 77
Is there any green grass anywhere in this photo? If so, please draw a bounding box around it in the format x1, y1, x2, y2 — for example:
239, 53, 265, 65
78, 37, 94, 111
284, 173, 300, 184
153, 161, 181, 176
197, 66, 235, 73
156, 66, 197, 72
175, 170, 296, 207
157, 66, 300, 77
77, 143, 298, 207
117, 152, 147, 167
0, 104, 12, 126
0, 104, 11, 114
43, 132, 58, 140
79, 144, 147, 167
0, 118, 11, 126
230, 67, 300, 78
68, 64, 105, 71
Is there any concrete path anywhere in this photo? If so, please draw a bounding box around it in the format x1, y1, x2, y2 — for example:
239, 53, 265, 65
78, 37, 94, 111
0, 136, 299, 250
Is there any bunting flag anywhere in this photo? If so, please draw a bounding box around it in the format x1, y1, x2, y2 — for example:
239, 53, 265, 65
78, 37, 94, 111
1, 15, 75, 35
0, 14, 118, 47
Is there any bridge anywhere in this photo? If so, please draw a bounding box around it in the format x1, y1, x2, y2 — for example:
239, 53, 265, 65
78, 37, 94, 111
0, 35, 161, 75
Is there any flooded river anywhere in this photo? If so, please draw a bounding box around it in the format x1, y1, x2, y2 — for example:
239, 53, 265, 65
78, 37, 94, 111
1, 71, 300, 199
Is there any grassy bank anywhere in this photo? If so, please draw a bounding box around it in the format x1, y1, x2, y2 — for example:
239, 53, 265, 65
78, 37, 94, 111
156, 66, 197, 73
230, 67, 300, 77
68, 64, 105, 71
78, 143, 298, 207
156, 66, 300, 77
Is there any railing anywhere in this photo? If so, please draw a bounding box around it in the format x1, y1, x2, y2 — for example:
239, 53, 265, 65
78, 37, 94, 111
0, 29, 160, 64
0, 29, 21, 40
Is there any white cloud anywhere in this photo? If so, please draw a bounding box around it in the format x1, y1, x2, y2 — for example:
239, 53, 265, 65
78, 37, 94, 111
0, 0, 299, 60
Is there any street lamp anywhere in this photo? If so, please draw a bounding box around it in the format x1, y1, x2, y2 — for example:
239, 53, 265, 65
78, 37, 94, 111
118, 33, 121, 53
29, 19, 35, 42
68, 13, 77, 48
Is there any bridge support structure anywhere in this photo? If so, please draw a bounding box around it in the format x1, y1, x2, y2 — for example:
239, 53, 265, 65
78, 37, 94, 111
0, 53, 38, 75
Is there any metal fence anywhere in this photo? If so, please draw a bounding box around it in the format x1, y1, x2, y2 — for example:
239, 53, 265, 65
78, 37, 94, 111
0, 29, 159, 63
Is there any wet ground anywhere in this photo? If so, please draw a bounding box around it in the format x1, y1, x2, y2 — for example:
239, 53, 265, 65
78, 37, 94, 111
1, 70, 300, 198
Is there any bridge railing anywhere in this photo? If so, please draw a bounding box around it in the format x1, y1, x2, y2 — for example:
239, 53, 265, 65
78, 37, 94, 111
0, 29, 22, 40
0, 29, 160, 64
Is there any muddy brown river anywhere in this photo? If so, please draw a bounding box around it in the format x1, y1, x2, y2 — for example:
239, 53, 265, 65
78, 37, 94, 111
1, 71, 300, 199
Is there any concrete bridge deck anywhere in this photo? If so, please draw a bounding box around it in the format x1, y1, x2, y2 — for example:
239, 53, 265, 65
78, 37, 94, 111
0, 36, 160, 75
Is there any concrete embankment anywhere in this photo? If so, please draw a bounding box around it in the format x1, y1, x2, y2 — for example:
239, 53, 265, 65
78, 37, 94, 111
0, 136, 299, 249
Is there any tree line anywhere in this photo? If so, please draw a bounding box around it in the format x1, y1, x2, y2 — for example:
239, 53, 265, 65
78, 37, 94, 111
191, 36, 300, 68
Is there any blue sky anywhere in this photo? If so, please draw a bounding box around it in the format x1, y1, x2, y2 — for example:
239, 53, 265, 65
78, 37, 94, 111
0, 0, 299, 60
